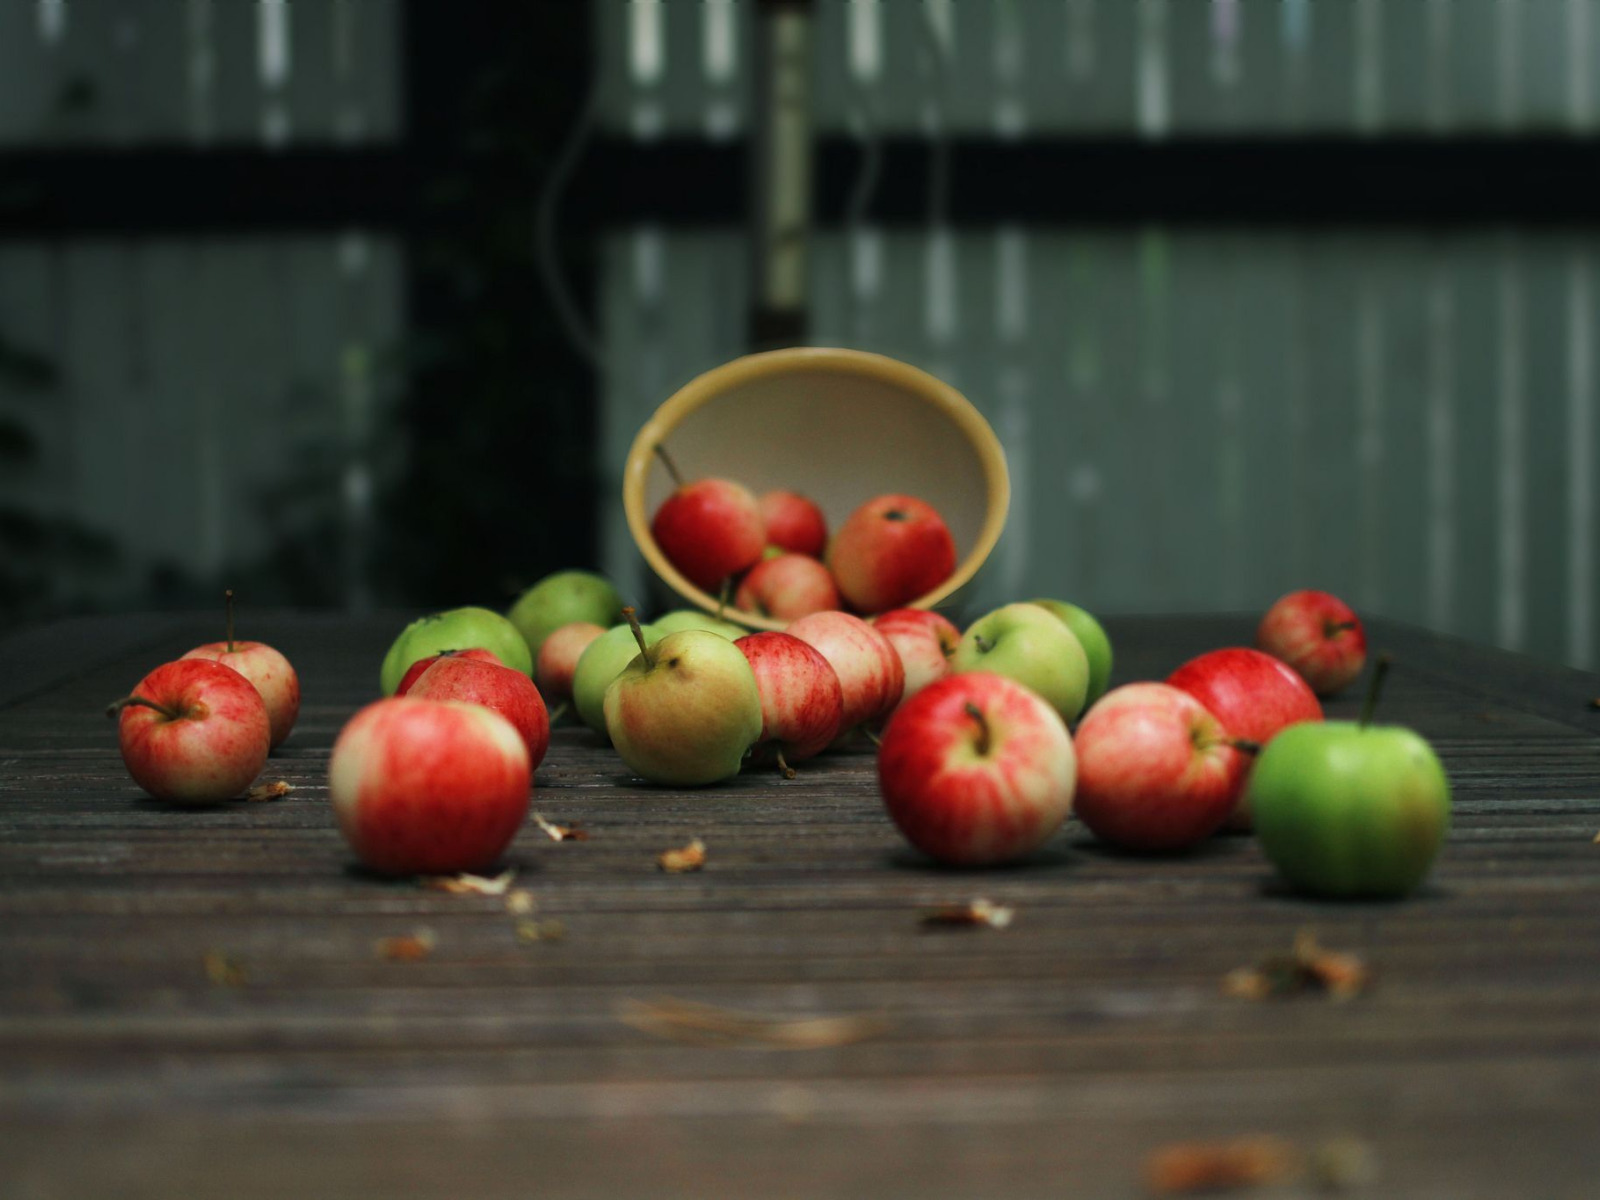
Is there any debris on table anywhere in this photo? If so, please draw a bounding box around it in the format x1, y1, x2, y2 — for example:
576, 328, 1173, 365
420, 869, 516, 896
617, 996, 889, 1049
1144, 1135, 1299, 1194
202, 949, 247, 987
658, 837, 707, 873
515, 917, 566, 943
534, 813, 589, 841
1309, 1136, 1379, 1191
1222, 931, 1370, 1001
505, 889, 537, 915
375, 929, 436, 962
921, 898, 1015, 930
243, 780, 293, 802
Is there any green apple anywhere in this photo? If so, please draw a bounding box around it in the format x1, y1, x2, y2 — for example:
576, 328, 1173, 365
652, 609, 748, 640
572, 618, 662, 737
508, 570, 624, 660
951, 602, 1090, 722
1248, 720, 1451, 898
603, 621, 763, 786
1030, 598, 1113, 705
379, 607, 532, 696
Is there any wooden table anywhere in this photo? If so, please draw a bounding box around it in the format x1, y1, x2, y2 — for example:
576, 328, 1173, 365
2, 612, 1598, 1199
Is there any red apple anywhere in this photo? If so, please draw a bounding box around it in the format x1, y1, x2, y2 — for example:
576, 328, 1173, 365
179, 591, 300, 747
1167, 647, 1323, 829
329, 697, 531, 875
877, 672, 1077, 866
110, 659, 270, 805
759, 489, 828, 558
407, 653, 551, 770
872, 607, 960, 703
734, 553, 841, 621
1257, 589, 1368, 696
1072, 683, 1252, 851
395, 647, 503, 696
534, 621, 605, 703
786, 611, 905, 738
827, 494, 957, 615
651, 466, 766, 593
734, 631, 845, 774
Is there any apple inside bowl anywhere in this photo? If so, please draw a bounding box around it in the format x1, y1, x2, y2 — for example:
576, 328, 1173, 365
622, 347, 1010, 631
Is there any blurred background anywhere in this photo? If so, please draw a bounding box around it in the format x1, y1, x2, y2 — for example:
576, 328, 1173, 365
1, 0, 1595, 669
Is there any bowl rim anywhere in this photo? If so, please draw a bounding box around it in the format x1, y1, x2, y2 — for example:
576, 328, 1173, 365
623, 346, 1011, 631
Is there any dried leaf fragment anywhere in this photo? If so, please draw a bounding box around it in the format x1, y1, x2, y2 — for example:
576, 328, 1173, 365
658, 837, 707, 873
505, 889, 537, 915
921, 898, 1015, 930
515, 918, 566, 943
420, 868, 516, 896
534, 813, 589, 842
203, 949, 246, 987
1145, 1136, 1299, 1195
1223, 931, 1370, 1002
617, 996, 888, 1049
244, 780, 293, 802
375, 928, 436, 962
1592, 830, 1600, 844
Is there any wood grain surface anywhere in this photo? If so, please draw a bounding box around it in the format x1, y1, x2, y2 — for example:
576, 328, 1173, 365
2, 612, 1598, 1199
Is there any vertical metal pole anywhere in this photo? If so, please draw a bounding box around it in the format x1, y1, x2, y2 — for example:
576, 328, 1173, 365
749, 0, 813, 348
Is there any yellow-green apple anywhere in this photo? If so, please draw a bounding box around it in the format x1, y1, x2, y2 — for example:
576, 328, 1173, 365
380, 606, 531, 696
1247, 661, 1450, 897
650, 450, 766, 592
397, 647, 502, 696
759, 489, 827, 558
827, 494, 957, 614
734, 553, 841, 621
786, 611, 905, 738
508, 569, 623, 661
653, 609, 748, 640
734, 631, 845, 775
1072, 682, 1253, 851
109, 659, 270, 805
179, 590, 300, 748
603, 611, 763, 786
1167, 647, 1322, 829
1029, 598, 1113, 706
573, 617, 662, 736
407, 654, 551, 770
951, 603, 1090, 723
871, 607, 960, 703
876, 672, 1077, 866
329, 697, 531, 875
1256, 589, 1368, 697
534, 622, 604, 704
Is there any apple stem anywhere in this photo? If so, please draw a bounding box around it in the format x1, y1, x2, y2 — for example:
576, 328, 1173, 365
548, 701, 569, 726
1360, 654, 1392, 729
776, 748, 797, 780
716, 579, 732, 620
653, 443, 684, 488
621, 606, 655, 667
964, 702, 991, 756
863, 728, 883, 749
224, 588, 235, 653
1231, 738, 1262, 755
973, 635, 993, 654
105, 694, 178, 721
1327, 619, 1360, 636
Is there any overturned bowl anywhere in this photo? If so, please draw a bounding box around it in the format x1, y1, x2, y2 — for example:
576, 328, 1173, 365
623, 347, 1010, 631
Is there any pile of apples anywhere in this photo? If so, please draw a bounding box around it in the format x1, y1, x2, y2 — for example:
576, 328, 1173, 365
649, 450, 957, 621
881, 588, 1452, 900
109, 591, 300, 805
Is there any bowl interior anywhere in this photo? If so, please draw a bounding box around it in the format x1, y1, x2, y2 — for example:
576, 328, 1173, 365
626, 349, 1008, 629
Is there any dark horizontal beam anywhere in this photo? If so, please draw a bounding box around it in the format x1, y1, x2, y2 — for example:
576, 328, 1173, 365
4, 137, 1600, 237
